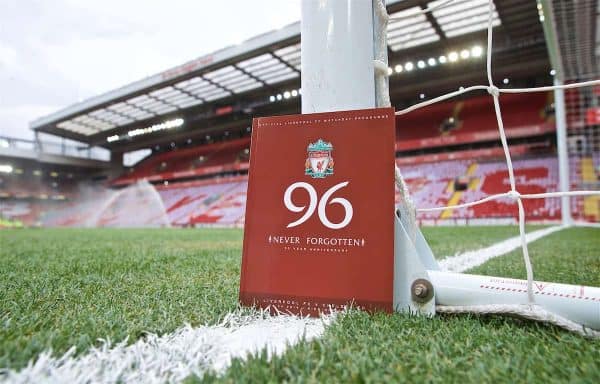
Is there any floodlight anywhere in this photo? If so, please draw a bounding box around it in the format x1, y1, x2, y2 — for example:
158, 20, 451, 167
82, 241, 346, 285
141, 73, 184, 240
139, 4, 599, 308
471, 45, 483, 57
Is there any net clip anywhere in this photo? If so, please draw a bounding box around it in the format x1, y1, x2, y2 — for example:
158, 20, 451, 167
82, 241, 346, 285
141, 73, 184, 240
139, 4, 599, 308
507, 190, 521, 201
487, 85, 500, 97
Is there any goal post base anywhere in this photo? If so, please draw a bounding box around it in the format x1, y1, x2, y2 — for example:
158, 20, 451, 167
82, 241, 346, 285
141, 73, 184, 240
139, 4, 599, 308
394, 212, 600, 332
393, 212, 438, 316
427, 268, 600, 331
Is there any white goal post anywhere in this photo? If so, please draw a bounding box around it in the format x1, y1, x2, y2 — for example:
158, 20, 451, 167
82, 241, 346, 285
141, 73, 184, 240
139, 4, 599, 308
300, 0, 600, 337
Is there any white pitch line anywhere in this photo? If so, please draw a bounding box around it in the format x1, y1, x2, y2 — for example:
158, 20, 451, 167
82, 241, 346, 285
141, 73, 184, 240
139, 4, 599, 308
438, 225, 566, 273
574, 221, 600, 229
0, 311, 333, 384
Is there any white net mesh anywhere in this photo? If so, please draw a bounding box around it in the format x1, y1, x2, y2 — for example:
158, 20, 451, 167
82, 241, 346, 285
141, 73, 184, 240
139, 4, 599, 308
375, 0, 600, 337
550, 0, 600, 223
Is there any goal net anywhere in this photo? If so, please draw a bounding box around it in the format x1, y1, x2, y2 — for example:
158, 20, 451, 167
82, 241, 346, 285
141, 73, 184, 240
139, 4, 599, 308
549, 0, 600, 223
374, 0, 600, 337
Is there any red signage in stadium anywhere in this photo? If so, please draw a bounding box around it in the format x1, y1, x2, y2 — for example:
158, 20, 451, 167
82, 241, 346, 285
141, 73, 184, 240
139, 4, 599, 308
240, 108, 396, 316
161, 55, 214, 80
215, 105, 233, 116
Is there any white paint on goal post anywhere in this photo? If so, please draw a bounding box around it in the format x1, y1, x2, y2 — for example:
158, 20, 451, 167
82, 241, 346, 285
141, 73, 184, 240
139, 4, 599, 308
438, 225, 565, 273
0, 311, 333, 384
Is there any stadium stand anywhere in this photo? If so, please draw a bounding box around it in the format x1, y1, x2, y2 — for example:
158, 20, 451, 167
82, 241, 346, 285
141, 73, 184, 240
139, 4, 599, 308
0, 169, 77, 226
5, 89, 584, 228
450, 157, 560, 222
0, 200, 37, 226
395, 92, 554, 151
3, 0, 592, 231
572, 154, 600, 221
112, 138, 250, 186
0, 174, 75, 200
107, 92, 554, 188
397, 156, 560, 224
25, 153, 579, 227
156, 177, 247, 226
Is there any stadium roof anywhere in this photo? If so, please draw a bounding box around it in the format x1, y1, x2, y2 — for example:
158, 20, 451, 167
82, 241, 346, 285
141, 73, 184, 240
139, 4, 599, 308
31, 0, 551, 153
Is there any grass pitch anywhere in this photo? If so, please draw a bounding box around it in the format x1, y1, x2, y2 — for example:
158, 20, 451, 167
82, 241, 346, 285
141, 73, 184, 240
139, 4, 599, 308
0, 226, 598, 383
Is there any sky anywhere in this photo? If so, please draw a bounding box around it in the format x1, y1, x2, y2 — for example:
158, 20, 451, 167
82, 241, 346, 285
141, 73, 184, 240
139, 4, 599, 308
0, 0, 301, 141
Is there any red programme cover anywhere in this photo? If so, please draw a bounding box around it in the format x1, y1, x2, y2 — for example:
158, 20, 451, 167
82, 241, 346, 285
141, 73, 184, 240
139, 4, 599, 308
240, 108, 396, 316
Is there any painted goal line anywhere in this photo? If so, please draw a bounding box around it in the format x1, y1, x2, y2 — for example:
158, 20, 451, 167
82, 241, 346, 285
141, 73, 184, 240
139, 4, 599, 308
0, 311, 333, 384
439, 225, 565, 273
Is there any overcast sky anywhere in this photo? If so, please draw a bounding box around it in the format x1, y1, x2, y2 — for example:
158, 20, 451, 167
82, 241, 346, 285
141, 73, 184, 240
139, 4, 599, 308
0, 0, 301, 140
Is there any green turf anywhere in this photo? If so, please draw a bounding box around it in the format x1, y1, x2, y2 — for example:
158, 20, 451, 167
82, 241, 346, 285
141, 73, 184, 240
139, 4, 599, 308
470, 227, 600, 287
204, 313, 599, 384
0, 226, 598, 383
0, 228, 243, 370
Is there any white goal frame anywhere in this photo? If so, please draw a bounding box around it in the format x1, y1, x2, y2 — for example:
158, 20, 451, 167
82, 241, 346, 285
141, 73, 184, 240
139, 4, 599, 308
300, 0, 600, 337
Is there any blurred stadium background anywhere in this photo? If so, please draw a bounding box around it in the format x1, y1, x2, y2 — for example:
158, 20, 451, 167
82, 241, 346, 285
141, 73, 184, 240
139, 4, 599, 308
0, 0, 599, 229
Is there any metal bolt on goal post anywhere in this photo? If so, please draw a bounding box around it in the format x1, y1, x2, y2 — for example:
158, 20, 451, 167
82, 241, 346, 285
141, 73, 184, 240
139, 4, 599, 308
411, 279, 434, 303
301, 0, 600, 338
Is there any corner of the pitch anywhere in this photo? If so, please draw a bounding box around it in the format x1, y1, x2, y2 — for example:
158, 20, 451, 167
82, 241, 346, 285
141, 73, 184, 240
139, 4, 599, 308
392, 212, 439, 316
